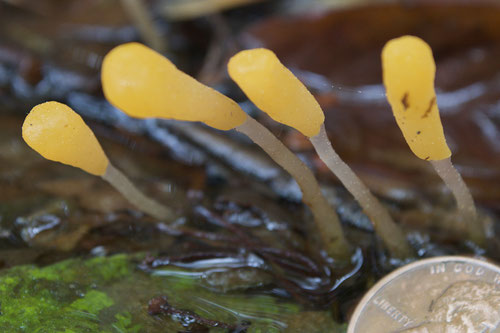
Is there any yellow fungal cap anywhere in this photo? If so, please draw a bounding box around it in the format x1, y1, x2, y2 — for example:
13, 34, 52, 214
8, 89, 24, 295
228, 48, 324, 137
382, 35, 451, 161
22, 101, 109, 176
102, 43, 246, 131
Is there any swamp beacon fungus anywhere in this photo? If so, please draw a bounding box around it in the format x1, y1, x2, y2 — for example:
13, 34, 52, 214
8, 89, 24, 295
229, 48, 412, 258
102, 43, 246, 131
23, 101, 173, 221
102, 43, 351, 259
382, 35, 484, 244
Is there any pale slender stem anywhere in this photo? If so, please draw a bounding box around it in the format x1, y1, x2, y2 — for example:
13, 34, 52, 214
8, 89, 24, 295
121, 0, 167, 53
102, 163, 174, 221
430, 158, 484, 244
310, 124, 412, 258
236, 116, 351, 260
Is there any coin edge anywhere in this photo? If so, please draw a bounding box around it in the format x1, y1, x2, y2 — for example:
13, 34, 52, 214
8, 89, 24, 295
347, 256, 500, 333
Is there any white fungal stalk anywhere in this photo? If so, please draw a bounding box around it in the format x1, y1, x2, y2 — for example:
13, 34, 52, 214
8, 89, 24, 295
431, 158, 484, 243
237, 116, 351, 259
310, 125, 413, 258
102, 163, 174, 221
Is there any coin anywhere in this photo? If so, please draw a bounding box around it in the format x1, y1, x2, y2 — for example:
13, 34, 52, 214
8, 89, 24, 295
348, 256, 500, 333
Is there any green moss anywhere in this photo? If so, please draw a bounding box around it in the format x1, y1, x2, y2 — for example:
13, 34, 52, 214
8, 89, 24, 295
0, 254, 131, 332
111, 312, 142, 333
29, 260, 76, 282
70, 290, 114, 313
83, 254, 130, 282
25, 253, 131, 284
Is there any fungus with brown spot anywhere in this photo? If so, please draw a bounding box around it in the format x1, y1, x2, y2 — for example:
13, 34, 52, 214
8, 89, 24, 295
382, 35, 484, 245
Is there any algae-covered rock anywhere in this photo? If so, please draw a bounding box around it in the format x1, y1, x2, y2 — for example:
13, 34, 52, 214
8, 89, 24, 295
0, 254, 343, 332
0, 254, 136, 332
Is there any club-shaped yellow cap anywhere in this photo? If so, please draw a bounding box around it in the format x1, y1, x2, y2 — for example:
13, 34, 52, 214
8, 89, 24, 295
228, 48, 324, 137
382, 35, 451, 161
22, 101, 109, 176
101, 43, 246, 131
